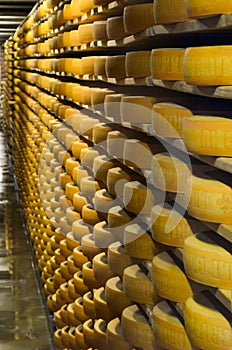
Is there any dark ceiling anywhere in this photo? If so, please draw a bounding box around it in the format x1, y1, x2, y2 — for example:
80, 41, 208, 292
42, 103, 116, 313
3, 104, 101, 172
0, 0, 36, 45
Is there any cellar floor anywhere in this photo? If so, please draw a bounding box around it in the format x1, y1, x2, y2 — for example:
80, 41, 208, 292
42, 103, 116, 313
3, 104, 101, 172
0, 130, 55, 350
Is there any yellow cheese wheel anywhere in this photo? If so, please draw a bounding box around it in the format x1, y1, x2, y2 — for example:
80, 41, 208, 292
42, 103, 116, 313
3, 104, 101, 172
93, 221, 115, 248
94, 287, 117, 322
121, 304, 155, 349
152, 102, 193, 138
83, 319, 96, 348
152, 153, 190, 193
183, 116, 232, 156
108, 242, 132, 278
94, 319, 108, 350
73, 271, 89, 295
93, 252, 115, 285
91, 88, 114, 114
106, 318, 132, 350
93, 155, 114, 184
120, 95, 158, 124
154, 0, 189, 24
80, 148, 100, 169
183, 46, 232, 86
94, 56, 108, 76
70, 58, 83, 76
185, 295, 232, 350
107, 167, 131, 198
73, 297, 90, 323
75, 324, 89, 349
79, 117, 100, 140
123, 264, 157, 305
106, 130, 127, 159
105, 277, 132, 314
65, 158, 80, 177
187, 175, 232, 224
72, 141, 89, 160
152, 301, 193, 350
79, 0, 96, 13
106, 16, 127, 40
123, 4, 155, 34
104, 94, 124, 122
82, 261, 102, 290
151, 204, 195, 247
123, 180, 155, 215
83, 292, 97, 319
186, 0, 232, 18
72, 166, 89, 188
78, 23, 94, 44
81, 234, 102, 260
93, 21, 108, 41
80, 176, 100, 199
73, 192, 88, 214
123, 139, 153, 170
124, 223, 159, 259
125, 51, 151, 78
152, 251, 193, 302
108, 205, 132, 242
105, 55, 126, 79
93, 189, 114, 218
73, 246, 88, 269
184, 232, 232, 289
151, 48, 185, 81
81, 56, 97, 75
70, 0, 84, 18
93, 123, 112, 144
82, 204, 101, 226
72, 219, 90, 242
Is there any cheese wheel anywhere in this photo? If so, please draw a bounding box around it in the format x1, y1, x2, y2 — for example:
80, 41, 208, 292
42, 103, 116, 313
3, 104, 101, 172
78, 24, 94, 44
121, 304, 155, 349
93, 221, 115, 248
123, 180, 155, 215
70, 0, 85, 18
67, 278, 81, 300
73, 246, 88, 268
81, 234, 102, 260
82, 261, 102, 290
106, 318, 132, 350
94, 287, 117, 321
151, 49, 185, 81
94, 56, 108, 76
93, 155, 114, 184
83, 291, 97, 319
108, 242, 132, 278
93, 21, 108, 41
81, 56, 97, 75
104, 94, 124, 121
66, 208, 81, 226
125, 51, 151, 78
73, 271, 89, 295
105, 277, 132, 314
83, 319, 96, 348
54, 329, 65, 349
123, 264, 157, 305
82, 204, 101, 226
152, 102, 193, 138
70, 58, 83, 76
187, 175, 232, 224
152, 153, 191, 193
73, 193, 88, 213
80, 148, 100, 169
106, 130, 126, 159
154, 0, 189, 24
80, 176, 100, 199
152, 251, 193, 302
79, 0, 95, 13
107, 167, 131, 199
152, 301, 193, 350
123, 4, 155, 34
124, 223, 159, 259
81, 86, 94, 106
123, 139, 153, 170
151, 204, 194, 247
108, 205, 132, 242
106, 16, 127, 40
93, 123, 112, 144
93, 189, 115, 217
72, 219, 90, 242
72, 166, 89, 187
186, 0, 232, 18
185, 295, 232, 350
120, 96, 157, 124
183, 116, 232, 156
72, 141, 89, 160
183, 46, 232, 86
184, 232, 232, 289
75, 324, 89, 349
94, 319, 108, 350
91, 88, 114, 114
105, 55, 126, 79
93, 252, 115, 285
65, 182, 79, 201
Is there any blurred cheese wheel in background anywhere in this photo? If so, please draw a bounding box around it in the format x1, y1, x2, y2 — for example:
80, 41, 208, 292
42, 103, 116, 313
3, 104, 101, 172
106, 55, 126, 79
186, 0, 232, 18
154, 0, 189, 24
93, 21, 108, 41
106, 318, 132, 350
94, 56, 108, 76
106, 16, 127, 40
123, 4, 155, 34
125, 51, 151, 78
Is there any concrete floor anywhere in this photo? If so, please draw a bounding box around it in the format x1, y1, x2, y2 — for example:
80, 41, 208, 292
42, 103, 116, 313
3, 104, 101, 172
0, 131, 55, 350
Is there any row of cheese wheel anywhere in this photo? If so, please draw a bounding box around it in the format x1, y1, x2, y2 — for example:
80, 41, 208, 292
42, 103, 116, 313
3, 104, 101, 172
14, 68, 232, 160
13, 75, 232, 229
16, 0, 232, 47
8, 72, 232, 350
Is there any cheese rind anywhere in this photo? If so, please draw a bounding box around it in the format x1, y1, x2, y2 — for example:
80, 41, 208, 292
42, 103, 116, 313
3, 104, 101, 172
186, 0, 232, 18
154, 0, 189, 24
123, 4, 155, 34
183, 116, 232, 156
151, 49, 185, 81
